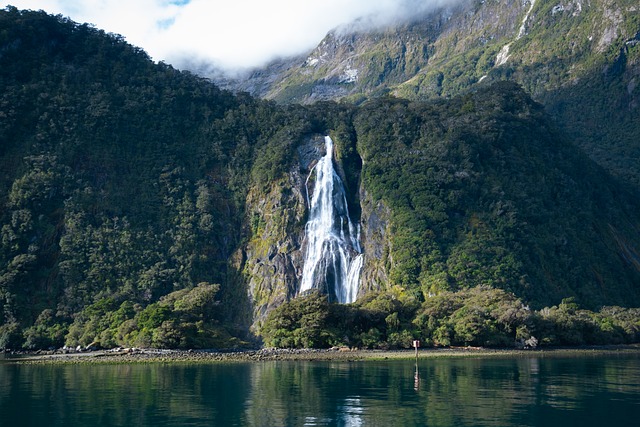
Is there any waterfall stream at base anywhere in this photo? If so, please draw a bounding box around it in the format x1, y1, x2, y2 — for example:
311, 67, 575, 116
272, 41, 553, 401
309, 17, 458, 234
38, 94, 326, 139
299, 136, 363, 303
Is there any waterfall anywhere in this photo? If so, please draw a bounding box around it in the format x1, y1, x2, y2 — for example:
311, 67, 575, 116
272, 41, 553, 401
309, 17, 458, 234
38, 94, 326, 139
299, 136, 363, 303
495, 0, 537, 67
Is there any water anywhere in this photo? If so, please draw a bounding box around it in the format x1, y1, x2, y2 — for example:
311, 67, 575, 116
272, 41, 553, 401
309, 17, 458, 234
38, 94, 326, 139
300, 136, 362, 303
495, 0, 536, 66
1, 353, 639, 426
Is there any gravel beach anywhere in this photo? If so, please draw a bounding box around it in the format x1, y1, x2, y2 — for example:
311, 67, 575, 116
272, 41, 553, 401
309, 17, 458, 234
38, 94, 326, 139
3, 345, 639, 364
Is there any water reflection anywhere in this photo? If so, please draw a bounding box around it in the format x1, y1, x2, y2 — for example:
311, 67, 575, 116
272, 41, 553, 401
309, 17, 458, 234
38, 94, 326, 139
339, 397, 364, 427
1, 353, 639, 426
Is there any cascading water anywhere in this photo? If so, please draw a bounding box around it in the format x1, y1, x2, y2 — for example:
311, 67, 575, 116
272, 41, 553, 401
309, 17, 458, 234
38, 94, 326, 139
495, 0, 536, 67
299, 136, 363, 303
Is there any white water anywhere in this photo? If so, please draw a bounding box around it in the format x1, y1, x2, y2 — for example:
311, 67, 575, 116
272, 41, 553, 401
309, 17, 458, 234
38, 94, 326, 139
299, 136, 363, 303
495, 0, 537, 67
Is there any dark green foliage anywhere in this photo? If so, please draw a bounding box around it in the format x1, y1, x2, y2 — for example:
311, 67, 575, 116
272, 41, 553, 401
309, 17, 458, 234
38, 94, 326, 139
262, 289, 420, 350
0, 8, 283, 348
63, 283, 242, 349
531, 298, 640, 346
261, 291, 333, 348
354, 82, 640, 309
264, 287, 640, 349
413, 286, 532, 347
1, 8, 639, 350
347, 290, 420, 349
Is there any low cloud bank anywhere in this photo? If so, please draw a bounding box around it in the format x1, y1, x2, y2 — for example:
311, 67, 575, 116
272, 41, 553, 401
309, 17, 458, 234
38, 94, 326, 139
6, 0, 463, 72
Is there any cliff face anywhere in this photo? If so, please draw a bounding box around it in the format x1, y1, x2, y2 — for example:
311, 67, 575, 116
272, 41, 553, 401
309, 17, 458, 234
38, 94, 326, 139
243, 172, 301, 325
241, 134, 395, 327
230, 0, 639, 104
357, 188, 392, 294
241, 136, 327, 326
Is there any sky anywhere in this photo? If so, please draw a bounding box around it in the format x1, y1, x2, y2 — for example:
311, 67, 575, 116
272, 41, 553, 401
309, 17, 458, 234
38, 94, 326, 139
4, 0, 452, 73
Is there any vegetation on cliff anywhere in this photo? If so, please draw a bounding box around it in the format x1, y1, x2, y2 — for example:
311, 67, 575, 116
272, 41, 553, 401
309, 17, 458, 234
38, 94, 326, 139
228, 0, 640, 189
0, 7, 298, 348
1, 8, 639, 350
353, 83, 640, 309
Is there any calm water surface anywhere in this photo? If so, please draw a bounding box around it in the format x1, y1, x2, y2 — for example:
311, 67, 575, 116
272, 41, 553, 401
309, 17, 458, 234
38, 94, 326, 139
1, 352, 639, 426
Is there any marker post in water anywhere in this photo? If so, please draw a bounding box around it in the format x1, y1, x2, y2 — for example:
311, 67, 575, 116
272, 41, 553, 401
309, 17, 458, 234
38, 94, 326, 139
413, 340, 420, 360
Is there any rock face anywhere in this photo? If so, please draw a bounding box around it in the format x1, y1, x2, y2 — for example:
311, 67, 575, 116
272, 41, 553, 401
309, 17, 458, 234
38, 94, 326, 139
221, 0, 638, 104
242, 134, 394, 326
242, 136, 324, 326
358, 188, 392, 294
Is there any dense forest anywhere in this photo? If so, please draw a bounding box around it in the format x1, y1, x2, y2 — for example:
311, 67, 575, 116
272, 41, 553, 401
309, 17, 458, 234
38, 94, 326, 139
1, 8, 639, 350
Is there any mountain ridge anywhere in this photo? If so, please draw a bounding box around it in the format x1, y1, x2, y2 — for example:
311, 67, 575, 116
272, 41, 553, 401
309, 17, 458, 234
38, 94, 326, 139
0, 7, 639, 349
218, 0, 640, 188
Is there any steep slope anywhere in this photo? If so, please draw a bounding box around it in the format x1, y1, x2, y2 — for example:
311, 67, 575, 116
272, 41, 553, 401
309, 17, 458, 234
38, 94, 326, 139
353, 82, 640, 309
0, 8, 317, 347
223, 0, 640, 187
1, 8, 639, 349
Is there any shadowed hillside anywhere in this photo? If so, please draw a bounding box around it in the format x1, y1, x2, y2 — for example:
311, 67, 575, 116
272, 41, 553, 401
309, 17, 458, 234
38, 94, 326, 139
1, 7, 639, 350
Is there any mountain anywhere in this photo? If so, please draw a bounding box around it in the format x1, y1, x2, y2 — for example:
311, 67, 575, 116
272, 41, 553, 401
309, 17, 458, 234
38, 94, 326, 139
0, 7, 639, 349
221, 0, 640, 188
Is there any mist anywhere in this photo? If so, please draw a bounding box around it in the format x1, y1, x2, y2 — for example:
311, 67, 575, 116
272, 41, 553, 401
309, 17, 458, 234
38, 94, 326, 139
5, 0, 462, 73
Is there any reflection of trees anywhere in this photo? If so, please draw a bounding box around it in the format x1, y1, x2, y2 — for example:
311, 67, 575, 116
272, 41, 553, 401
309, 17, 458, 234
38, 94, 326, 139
244, 362, 362, 426
538, 356, 640, 411
414, 356, 640, 426
414, 358, 538, 426
1, 355, 639, 426
243, 361, 424, 426
242, 356, 640, 426
0, 363, 253, 425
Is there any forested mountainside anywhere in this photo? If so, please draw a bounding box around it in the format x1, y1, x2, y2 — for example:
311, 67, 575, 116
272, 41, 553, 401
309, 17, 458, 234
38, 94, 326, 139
1, 8, 639, 350
223, 0, 640, 188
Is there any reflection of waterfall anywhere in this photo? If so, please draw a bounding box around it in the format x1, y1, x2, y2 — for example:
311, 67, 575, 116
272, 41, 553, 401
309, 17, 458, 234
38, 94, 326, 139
299, 136, 363, 303
339, 397, 364, 427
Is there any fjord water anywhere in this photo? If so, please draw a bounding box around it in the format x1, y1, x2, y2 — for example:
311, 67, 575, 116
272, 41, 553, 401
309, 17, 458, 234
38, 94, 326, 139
2, 353, 639, 426
300, 136, 362, 303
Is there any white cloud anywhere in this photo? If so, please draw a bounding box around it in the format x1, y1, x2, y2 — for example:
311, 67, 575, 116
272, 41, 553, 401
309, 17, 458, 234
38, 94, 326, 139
4, 0, 455, 72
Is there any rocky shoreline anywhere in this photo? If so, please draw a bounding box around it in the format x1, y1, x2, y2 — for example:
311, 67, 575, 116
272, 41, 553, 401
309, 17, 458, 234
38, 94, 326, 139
3, 344, 640, 365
